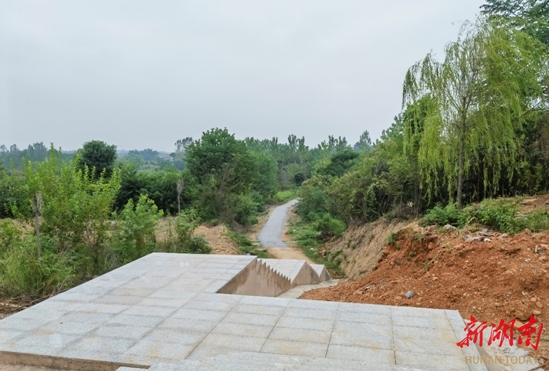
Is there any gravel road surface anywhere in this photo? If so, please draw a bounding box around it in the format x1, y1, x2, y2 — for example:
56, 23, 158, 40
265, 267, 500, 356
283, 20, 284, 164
258, 199, 297, 248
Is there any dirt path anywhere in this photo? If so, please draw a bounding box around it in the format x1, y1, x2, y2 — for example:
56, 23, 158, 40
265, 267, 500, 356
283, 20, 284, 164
256, 200, 311, 262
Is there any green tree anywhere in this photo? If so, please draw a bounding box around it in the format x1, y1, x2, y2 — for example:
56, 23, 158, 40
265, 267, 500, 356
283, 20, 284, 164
481, 0, 549, 46
79, 140, 117, 178
186, 128, 255, 223
403, 18, 549, 208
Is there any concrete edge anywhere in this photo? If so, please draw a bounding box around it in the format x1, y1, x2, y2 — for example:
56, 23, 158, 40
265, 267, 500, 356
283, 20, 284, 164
445, 310, 489, 371
0, 351, 149, 371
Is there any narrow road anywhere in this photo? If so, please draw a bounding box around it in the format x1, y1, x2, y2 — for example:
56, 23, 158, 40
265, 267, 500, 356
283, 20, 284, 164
258, 199, 298, 247
257, 199, 312, 262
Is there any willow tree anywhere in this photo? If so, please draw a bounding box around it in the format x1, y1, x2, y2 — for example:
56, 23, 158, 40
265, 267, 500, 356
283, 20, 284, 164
403, 18, 548, 208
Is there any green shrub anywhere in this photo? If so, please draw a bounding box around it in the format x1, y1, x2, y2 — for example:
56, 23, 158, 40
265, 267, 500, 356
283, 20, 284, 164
422, 203, 468, 227
464, 199, 519, 234
164, 212, 212, 254
0, 235, 75, 298
234, 194, 259, 226
313, 213, 347, 241
522, 210, 549, 232
111, 195, 163, 263
387, 232, 397, 246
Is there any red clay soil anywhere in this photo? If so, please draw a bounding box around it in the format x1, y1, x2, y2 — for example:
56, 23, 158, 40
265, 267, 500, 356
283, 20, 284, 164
301, 225, 549, 362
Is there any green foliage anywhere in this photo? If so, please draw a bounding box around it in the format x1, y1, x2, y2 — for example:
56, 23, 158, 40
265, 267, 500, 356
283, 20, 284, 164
111, 195, 163, 264
226, 230, 269, 258
312, 213, 347, 241
270, 189, 298, 204
0, 234, 75, 298
464, 199, 520, 233
481, 0, 549, 46
78, 140, 117, 178
403, 18, 549, 208
160, 211, 211, 254
522, 210, 549, 232
422, 204, 469, 227
387, 232, 397, 246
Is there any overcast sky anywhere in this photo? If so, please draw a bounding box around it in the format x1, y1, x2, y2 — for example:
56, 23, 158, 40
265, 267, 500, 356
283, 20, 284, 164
1, 0, 485, 152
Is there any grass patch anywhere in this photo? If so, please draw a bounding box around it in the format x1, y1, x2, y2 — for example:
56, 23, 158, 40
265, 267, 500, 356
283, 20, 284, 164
226, 230, 269, 258
289, 220, 345, 277
422, 198, 549, 235
269, 189, 298, 204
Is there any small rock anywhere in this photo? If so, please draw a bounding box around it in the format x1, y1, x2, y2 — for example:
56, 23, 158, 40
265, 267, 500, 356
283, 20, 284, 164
537, 302, 543, 309
443, 224, 457, 230
484, 238, 491, 242
499, 233, 509, 239
533, 310, 542, 315
531, 297, 537, 302
480, 229, 490, 236
405, 291, 414, 299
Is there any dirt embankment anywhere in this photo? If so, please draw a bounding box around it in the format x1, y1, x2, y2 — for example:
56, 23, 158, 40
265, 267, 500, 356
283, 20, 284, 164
318, 218, 417, 280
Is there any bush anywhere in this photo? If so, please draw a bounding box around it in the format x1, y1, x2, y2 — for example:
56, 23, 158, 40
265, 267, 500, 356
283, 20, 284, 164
111, 195, 163, 263
159, 210, 211, 254
522, 210, 549, 233
313, 213, 347, 241
422, 204, 468, 227
464, 199, 519, 234
0, 235, 75, 298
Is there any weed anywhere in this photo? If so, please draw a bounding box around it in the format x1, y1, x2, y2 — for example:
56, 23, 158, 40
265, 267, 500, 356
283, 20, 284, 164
409, 251, 417, 258
387, 232, 397, 246
422, 260, 430, 271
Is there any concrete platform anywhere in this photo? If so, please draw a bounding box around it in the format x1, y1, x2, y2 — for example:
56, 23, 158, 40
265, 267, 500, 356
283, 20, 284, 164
0, 253, 486, 371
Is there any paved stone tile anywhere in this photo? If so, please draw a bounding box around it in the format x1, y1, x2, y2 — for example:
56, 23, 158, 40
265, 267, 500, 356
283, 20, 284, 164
120, 352, 182, 366
49, 292, 101, 302
391, 305, 449, 319
159, 318, 218, 333
76, 302, 129, 314
268, 327, 331, 344
0, 329, 24, 342
41, 319, 99, 335
393, 323, 458, 342
11, 331, 80, 354
196, 333, 265, 352
276, 316, 333, 332
239, 296, 290, 307
108, 288, 157, 297
336, 310, 391, 325
395, 350, 470, 370
171, 308, 227, 322
286, 299, 339, 310
330, 330, 393, 350
222, 312, 279, 327
232, 304, 286, 316
393, 336, 463, 357
58, 311, 114, 325
55, 348, 124, 363
282, 307, 337, 321
122, 305, 177, 317
148, 290, 198, 300
106, 314, 165, 327
93, 324, 154, 340
65, 335, 136, 354
137, 297, 190, 308
139, 329, 206, 346
183, 299, 236, 312
203, 280, 230, 293
392, 314, 451, 329
326, 344, 395, 364
261, 339, 328, 357
211, 322, 273, 338
92, 295, 144, 305
0, 316, 56, 332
